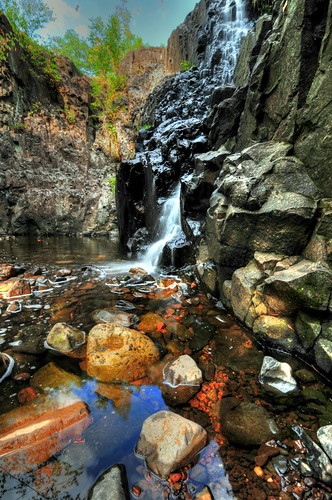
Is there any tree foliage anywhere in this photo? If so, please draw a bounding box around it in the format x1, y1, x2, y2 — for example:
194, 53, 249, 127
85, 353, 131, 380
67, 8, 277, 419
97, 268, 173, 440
0, 0, 54, 38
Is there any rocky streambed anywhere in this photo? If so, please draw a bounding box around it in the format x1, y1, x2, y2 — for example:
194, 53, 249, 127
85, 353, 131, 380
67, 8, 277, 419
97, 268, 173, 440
0, 237, 331, 499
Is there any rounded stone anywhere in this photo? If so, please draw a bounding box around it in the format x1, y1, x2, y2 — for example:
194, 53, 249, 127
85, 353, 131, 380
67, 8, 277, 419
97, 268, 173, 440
87, 323, 160, 383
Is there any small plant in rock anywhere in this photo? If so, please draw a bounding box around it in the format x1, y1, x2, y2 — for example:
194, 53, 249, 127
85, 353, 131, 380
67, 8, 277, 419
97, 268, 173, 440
9, 121, 25, 131
64, 105, 76, 124
108, 177, 116, 195
28, 101, 42, 115
180, 60, 195, 71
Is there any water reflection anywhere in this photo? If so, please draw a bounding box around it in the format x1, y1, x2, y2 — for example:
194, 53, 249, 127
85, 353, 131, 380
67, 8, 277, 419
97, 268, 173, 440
0, 237, 331, 499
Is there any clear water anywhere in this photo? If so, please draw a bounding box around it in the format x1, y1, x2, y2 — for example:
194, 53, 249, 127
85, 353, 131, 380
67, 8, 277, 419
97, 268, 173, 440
0, 237, 331, 500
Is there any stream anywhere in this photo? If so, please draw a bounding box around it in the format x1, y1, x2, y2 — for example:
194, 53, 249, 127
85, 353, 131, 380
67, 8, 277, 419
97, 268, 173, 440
0, 235, 331, 499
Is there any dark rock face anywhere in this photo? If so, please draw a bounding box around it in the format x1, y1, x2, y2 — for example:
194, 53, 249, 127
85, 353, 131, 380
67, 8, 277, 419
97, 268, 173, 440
235, 0, 332, 198
117, 0, 251, 255
0, 15, 117, 236
117, 0, 332, 374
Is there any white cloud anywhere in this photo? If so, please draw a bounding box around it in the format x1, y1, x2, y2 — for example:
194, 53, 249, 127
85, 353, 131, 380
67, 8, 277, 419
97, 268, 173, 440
39, 0, 88, 38
74, 24, 89, 37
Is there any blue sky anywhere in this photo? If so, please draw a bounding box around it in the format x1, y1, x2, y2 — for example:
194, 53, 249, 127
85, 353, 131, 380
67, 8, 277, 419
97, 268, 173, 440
42, 0, 198, 45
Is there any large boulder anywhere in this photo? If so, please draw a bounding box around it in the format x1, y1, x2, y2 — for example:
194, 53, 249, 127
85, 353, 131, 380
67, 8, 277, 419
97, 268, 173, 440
253, 315, 299, 352
135, 410, 207, 479
219, 398, 280, 447
87, 323, 160, 383
263, 260, 332, 311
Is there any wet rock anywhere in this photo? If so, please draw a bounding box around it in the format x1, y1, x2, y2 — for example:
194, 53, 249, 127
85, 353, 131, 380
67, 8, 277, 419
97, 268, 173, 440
138, 312, 165, 333
17, 386, 40, 404
0, 278, 31, 298
161, 355, 202, 405
0, 353, 14, 383
263, 260, 332, 312
0, 265, 17, 281
295, 311, 321, 350
292, 424, 332, 484
87, 323, 159, 383
30, 362, 82, 391
194, 485, 214, 500
254, 441, 280, 467
259, 356, 298, 395
55, 268, 73, 277
230, 261, 264, 323
317, 426, 332, 461
314, 338, 332, 376
89, 464, 129, 500
294, 368, 316, 383
12, 324, 46, 355
46, 323, 86, 357
91, 309, 138, 327
219, 398, 280, 447
0, 395, 91, 476
135, 410, 207, 479
253, 315, 299, 353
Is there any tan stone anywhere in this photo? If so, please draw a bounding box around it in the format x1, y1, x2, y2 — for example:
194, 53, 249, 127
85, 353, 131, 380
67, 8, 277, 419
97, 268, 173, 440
0, 396, 91, 476
137, 312, 165, 333
87, 323, 159, 383
0, 278, 31, 298
30, 362, 82, 391
135, 410, 207, 479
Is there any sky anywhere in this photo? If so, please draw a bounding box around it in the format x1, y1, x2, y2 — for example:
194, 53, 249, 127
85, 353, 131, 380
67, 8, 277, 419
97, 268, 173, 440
41, 0, 198, 46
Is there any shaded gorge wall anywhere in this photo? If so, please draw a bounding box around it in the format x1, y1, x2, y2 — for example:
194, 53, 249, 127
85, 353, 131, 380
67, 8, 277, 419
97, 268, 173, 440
117, 0, 332, 378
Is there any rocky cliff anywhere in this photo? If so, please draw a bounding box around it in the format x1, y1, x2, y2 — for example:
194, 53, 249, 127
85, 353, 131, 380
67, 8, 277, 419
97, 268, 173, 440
0, 15, 118, 236
0, 18, 171, 236
117, 0, 332, 377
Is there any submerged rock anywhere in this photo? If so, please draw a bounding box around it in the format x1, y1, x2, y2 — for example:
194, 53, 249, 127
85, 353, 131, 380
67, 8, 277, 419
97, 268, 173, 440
89, 464, 129, 500
259, 356, 298, 395
30, 361, 82, 391
0, 394, 91, 476
219, 398, 280, 447
0, 278, 31, 298
317, 425, 332, 462
87, 323, 160, 383
46, 322, 86, 357
292, 424, 332, 484
135, 410, 207, 479
91, 309, 138, 327
161, 354, 202, 405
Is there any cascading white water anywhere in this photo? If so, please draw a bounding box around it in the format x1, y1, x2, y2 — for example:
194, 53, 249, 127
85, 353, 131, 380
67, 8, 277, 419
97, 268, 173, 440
138, 0, 249, 272
207, 0, 249, 84
142, 183, 182, 272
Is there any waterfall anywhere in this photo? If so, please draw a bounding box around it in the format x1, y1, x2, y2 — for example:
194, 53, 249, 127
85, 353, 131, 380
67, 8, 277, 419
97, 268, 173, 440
209, 0, 250, 85
118, 0, 251, 271
142, 183, 182, 272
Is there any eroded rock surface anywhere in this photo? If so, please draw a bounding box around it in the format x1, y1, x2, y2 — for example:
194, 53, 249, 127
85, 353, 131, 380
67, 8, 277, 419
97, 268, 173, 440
135, 410, 207, 479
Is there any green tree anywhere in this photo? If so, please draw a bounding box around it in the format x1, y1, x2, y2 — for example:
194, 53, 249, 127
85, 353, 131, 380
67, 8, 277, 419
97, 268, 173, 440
0, 0, 54, 38
50, 29, 92, 75
88, 6, 143, 77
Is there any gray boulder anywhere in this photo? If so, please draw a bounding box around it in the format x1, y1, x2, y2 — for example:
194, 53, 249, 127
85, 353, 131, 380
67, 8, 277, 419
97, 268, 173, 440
161, 355, 202, 405
88, 464, 129, 500
259, 356, 298, 395
317, 426, 332, 462
292, 425, 332, 484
